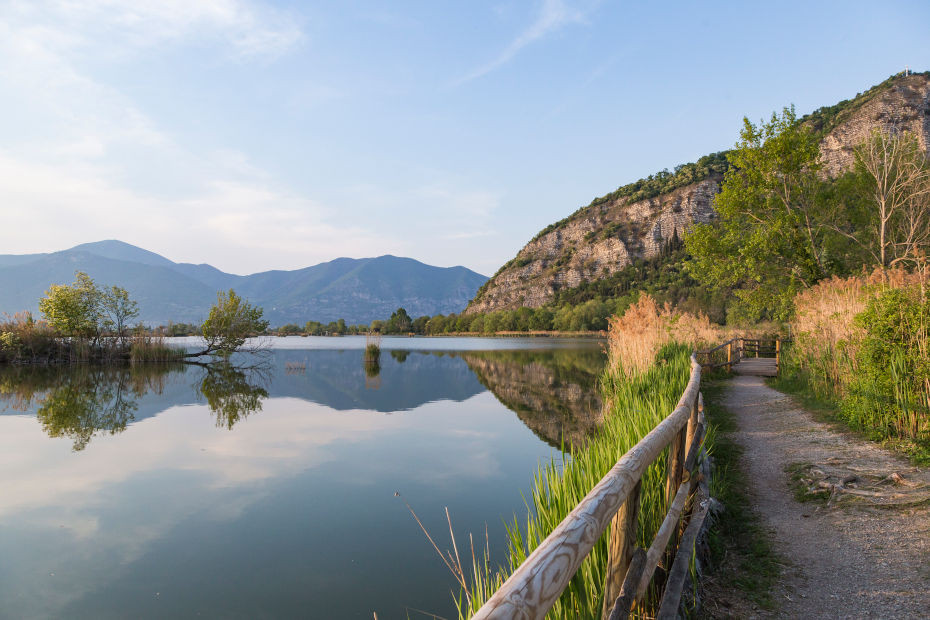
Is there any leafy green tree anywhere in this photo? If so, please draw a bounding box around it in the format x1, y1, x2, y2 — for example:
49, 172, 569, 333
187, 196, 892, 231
686, 107, 833, 322
102, 285, 139, 345
386, 307, 412, 333
39, 271, 103, 341
193, 289, 269, 358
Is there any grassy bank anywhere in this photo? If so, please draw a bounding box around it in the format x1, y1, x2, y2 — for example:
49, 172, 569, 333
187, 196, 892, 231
0, 312, 183, 365
454, 296, 724, 618
458, 344, 694, 618
774, 271, 930, 464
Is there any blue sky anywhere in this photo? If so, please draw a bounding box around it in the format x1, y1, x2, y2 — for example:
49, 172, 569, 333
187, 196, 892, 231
0, 0, 928, 275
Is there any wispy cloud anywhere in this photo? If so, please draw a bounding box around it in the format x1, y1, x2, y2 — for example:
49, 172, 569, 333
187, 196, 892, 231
454, 0, 594, 85
1, 0, 304, 59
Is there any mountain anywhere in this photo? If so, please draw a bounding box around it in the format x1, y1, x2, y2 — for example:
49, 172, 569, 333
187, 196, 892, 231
467, 71, 930, 314
0, 240, 487, 325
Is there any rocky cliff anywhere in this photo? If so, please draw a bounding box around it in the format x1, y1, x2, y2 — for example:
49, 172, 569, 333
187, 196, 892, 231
467, 72, 930, 314
817, 73, 930, 177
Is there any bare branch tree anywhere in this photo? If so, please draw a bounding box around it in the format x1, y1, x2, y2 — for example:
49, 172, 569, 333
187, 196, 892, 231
847, 128, 930, 280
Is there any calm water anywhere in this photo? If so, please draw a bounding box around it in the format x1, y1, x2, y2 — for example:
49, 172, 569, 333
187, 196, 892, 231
0, 337, 605, 619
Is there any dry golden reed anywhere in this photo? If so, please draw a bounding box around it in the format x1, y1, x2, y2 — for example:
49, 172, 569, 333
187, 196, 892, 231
606, 294, 724, 375
790, 267, 924, 389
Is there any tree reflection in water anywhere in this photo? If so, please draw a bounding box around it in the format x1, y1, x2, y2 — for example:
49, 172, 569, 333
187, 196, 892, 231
0, 361, 270, 449
197, 362, 270, 429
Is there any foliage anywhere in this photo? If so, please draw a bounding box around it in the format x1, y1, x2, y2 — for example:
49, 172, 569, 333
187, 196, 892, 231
38, 271, 104, 341
0, 312, 58, 363
458, 344, 695, 618
686, 107, 838, 322
832, 129, 930, 274
384, 307, 412, 333
129, 333, 184, 363
101, 285, 140, 344
776, 270, 930, 461
844, 287, 930, 441
33, 270, 141, 358
198, 289, 269, 357
605, 293, 724, 376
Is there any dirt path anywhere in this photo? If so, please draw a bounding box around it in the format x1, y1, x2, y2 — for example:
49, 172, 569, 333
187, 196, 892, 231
719, 375, 930, 619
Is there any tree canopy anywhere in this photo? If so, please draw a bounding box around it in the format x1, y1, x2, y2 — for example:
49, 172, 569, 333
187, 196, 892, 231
685, 107, 834, 322
193, 289, 269, 358
38, 271, 138, 343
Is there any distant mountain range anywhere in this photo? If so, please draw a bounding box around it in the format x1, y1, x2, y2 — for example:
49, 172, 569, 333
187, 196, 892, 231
0, 240, 488, 326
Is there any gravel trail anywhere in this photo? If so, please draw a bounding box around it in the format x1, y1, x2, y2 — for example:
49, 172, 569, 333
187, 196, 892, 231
720, 375, 930, 619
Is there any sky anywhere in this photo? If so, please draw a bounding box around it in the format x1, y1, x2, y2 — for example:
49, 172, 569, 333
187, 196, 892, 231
0, 0, 928, 276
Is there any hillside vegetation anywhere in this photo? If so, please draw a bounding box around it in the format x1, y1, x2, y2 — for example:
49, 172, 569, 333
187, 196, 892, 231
466, 71, 930, 324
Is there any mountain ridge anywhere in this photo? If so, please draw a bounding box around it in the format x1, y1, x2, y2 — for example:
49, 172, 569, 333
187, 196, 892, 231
467, 71, 930, 314
0, 241, 488, 326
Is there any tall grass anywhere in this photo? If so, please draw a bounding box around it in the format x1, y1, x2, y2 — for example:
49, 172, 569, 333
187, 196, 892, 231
128, 334, 184, 363
606, 294, 724, 376
778, 268, 930, 458
454, 296, 712, 618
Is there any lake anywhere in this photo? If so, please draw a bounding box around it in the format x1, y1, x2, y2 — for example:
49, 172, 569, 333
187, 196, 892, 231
0, 336, 605, 619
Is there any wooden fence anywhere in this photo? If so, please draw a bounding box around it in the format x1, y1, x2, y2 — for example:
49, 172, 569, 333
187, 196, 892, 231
694, 337, 785, 375
472, 355, 711, 620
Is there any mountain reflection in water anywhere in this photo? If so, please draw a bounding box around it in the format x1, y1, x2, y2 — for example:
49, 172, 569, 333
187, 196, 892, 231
0, 347, 605, 450
0, 339, 606, 619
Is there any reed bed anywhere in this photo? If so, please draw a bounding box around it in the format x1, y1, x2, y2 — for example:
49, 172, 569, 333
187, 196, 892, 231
606, 294, 724, 376
452, 296, 711, 618
779, 268, 930, 457
129, 334, 185, 363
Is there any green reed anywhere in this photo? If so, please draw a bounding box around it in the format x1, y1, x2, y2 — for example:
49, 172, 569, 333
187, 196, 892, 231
456, 344, 693, 618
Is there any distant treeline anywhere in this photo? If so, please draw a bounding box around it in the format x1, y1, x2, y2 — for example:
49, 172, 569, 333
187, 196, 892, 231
153, 241, 715, 337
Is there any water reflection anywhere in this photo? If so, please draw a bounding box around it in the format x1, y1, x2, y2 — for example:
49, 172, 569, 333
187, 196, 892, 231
0, 365, 181, 450
0, 340, 606, 619
0, 347, 605, 450
0, 362, 270, 448
198, 363, 270, 429
460, 348, 604, 448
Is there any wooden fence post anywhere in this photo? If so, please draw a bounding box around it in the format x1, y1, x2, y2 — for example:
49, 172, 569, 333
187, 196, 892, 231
602, 481, 642, 620
776, 339, 781, 375
726, 341, 732, 372
663, 426, 686, 565
685, 392, 699, 457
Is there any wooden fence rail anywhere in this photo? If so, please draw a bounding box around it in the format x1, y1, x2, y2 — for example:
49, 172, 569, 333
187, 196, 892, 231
472, 355, 710, 620
694, 337, 786, 375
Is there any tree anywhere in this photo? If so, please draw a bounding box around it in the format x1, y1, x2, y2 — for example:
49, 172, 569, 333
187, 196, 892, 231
39, 271, 103, 342
386, 307, 412, 333
686, 107, 832, 321
191, 289, 269, 358
102, 285, 139, 345
835, 129, 930, 278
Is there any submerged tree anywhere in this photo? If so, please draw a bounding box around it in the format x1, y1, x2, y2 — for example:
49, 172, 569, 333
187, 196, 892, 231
188, 289, 269, 358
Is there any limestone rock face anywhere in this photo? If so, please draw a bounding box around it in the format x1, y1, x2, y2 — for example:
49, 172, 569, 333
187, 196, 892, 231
819, 73, 930, 177
468, 73, 930, 315
467, 177, 720, 313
